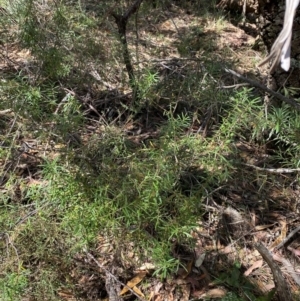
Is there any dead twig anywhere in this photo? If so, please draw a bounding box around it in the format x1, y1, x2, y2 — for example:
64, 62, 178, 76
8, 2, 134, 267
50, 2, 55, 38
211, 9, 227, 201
85, 250, 147, 301
243, 163, 300, 174
220, 83, 250, 89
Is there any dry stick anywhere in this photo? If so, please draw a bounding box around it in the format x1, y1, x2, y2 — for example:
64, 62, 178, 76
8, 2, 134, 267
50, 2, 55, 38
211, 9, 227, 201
274, 225, 300, 250
224, 68, 300, 112
256, 243, 293, 301
221, 83, 250, 89
243, 163, 300, 174
85, 251, 147, 301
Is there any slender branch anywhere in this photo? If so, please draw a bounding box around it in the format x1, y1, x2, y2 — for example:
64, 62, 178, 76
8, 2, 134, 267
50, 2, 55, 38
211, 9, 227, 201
111, 0, 145, 100
256, 243, 292, 301
225, 68, 300, 112
243, 163, 300, 174
111, 12, 135, 84
123, 0, 144, 21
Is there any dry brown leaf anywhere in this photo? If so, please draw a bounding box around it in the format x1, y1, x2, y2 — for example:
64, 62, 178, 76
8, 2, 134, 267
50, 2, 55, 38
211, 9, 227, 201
270, 219, 287, 250
148, 291, 154, 301
244, 260, 263, 276
181, 260, 194, 279
133, 286, 145, 297
255, 224, 274, 231
220, 245, 236, 254
200, 288, 227, 298
153, 282, 163, 294
57, 289, 76, 300
265, 284, 275, 291
287, 246, 300, 257
119, 271, 146, 295
180, 284, 190, 301
280, 219, 287, 238
148, 282, 164, 301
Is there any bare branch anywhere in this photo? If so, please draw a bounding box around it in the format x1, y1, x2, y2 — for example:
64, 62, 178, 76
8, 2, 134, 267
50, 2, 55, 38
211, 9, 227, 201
243, 163, 300, 174
225, 68, 300, 112
256, 243, 292, 301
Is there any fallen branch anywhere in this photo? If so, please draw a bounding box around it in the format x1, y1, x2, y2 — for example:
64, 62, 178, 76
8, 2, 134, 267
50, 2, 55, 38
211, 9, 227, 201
243, 163, 300, 174
225, 68, 300, 112
256, 243, 292, 301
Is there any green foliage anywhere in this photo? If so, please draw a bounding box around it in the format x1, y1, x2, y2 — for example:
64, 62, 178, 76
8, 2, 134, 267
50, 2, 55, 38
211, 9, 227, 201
215, 262, 254, 299
2, 0, 300, 299
137, 69, 159, 101
0, 76, 58, 121
151, 251, 180, 279
15, 0, 73, 78
261, 104, 300, 167
268, 104, 300, 142
6, 0, 107, 81
0, 270, 29, 301
61, 113, 205, 259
